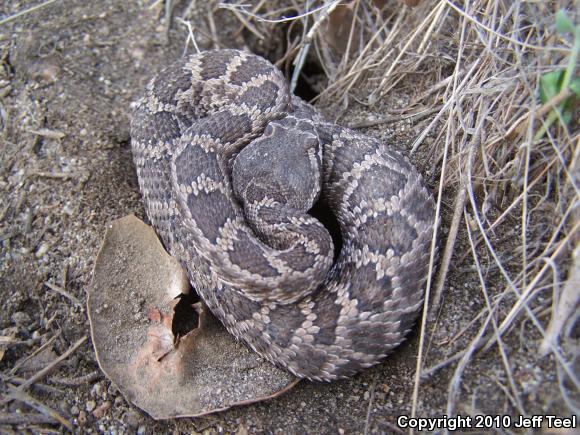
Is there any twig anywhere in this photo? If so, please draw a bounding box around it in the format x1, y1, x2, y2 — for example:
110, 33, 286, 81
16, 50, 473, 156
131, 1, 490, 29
10, 330, 62, 375
232, 0, 267, 38
13, 336, 88, 392
44, 282, 83, 308
29, 171, 85, 181
0, 0, 59, 26
347, 107, 440, 129
61, 262, 68, 292
289, 0, 343, 93
421, 349, 465, 380
7, 386, 73, 431
228, 6, 265, 40
0, 412, 58, 426
465, 209, 525, 415
206, 6, 219, 50
27, 129, 66, 139
363, 373, 378, 435
429, 181, 466, 319
484, 221, 579, 353
176, 17, 201, 55
557, 354, 580, 415
370, 1, 446, 102
444, 0, 571, 53
506, 87, 573, 140
218, 1, 338, 24
445, 307, 492, 419
2, 375, 65, 396
409, 96, 447, 426
163, 0, 174, 39
0, 229, 19, 242
410, 60, 481, 154
50, 371, 102, 386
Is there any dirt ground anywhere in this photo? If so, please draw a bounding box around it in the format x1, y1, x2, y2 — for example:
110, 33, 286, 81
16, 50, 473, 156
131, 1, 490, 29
0, 0, 575, 433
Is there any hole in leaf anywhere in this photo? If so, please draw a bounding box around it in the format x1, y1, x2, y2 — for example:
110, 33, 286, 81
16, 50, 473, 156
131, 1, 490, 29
172, 292, 200, 339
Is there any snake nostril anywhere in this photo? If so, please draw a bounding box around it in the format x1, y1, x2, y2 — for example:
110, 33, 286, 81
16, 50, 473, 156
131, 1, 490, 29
308, 200, 342, 263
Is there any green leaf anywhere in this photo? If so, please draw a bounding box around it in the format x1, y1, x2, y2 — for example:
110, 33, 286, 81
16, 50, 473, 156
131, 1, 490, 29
540, 70, 565, 103
556, 10, 576, 34
570, 76, 580, 96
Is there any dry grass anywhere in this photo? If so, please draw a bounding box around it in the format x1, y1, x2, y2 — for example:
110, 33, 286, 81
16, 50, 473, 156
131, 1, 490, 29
217, 0, 580, 419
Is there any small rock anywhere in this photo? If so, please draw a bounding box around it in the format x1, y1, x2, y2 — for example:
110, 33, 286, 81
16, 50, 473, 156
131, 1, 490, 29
85, 400, 96, 412
91, 383, 102, 398
78, 410, 87, 426
11, 311, 31, 326
59, 401, 70, 415
131, 47, 145, 61
71, 405, 80, 416
35, 242, 50, 258
124, 409, 141, 428
1, 327, 18, 337
137, 425, 146, 435
92, 401, 112, 419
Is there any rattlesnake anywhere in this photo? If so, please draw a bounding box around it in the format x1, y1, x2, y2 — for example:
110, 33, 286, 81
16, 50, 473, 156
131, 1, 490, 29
130, 49, 436, 381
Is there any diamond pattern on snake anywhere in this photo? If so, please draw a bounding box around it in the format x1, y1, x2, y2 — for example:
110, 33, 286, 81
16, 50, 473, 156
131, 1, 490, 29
130, 49, 436, 381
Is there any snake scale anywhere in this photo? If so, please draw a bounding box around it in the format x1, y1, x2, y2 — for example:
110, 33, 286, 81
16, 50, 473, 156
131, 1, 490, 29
130, 49, 436, 381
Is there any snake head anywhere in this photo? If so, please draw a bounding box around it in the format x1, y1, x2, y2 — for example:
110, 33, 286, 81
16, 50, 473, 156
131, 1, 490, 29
232, 117, 322, 213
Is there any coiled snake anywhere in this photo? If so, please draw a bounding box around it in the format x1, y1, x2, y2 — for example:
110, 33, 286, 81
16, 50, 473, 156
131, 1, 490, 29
130, 49, 435, 381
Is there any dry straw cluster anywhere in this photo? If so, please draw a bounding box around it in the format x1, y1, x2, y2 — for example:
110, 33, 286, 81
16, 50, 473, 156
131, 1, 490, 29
221, 0, 579, 416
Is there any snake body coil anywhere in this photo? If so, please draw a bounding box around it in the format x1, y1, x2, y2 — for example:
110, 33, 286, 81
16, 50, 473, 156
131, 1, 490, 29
131, 49, 435, 380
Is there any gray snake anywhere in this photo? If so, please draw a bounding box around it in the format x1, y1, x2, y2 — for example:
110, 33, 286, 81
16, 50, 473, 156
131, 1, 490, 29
130, 49, 435, 381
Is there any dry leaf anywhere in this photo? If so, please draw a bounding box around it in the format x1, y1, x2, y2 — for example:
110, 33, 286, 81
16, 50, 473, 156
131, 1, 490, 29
325, 3, 356, 55
88, 215, 298, 419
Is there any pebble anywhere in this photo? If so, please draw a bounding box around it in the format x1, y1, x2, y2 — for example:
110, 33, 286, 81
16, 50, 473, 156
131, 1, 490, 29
59, 401, 70, 415
11, 311, 31, 326
92, 401, 112, 419
35, 242, 50, 258
71, 405, 80, 415
137, 425, 146, 435
124, 409, 141, 428
86, 400, 96, 412
78, 410, 87, 426
91, 383, 103, 398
